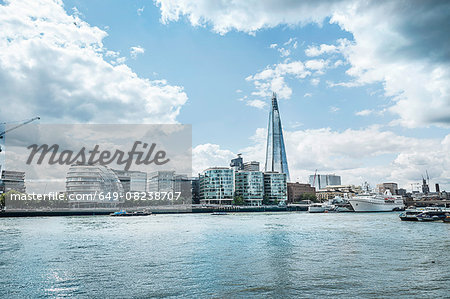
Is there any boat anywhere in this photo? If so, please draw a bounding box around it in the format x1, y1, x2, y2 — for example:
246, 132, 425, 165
348, 190, 404, 212
110, 210, 152, 216
416, 209, 448, 222
399, 207, 449, 222
308, 203, 335, 213
399, 209, 424, 221
443, 215, 450, 223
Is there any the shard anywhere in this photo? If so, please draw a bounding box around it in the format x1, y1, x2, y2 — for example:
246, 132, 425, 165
264, 92, 290, 181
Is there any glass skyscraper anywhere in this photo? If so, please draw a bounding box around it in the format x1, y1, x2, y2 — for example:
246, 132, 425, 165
265, 92, 290, 182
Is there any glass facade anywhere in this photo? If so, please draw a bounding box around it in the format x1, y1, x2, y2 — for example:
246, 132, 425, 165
199, 167, 234, 205
264, 172, 287, 202
66, 164, 124, 202
235, 171, 264, 205
265, 93, 290, 181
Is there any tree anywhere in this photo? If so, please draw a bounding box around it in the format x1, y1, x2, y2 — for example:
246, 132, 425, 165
298, 193, 318, 203
233, 195, 244, 206
262, 195, 270, 206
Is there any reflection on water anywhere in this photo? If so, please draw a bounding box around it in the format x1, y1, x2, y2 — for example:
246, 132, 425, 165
0, 213, 449, 298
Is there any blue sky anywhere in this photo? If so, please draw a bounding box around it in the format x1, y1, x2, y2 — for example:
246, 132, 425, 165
0, 0, 449, 189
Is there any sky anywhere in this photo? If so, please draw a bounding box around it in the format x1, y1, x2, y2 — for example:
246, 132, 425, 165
0, 0, 449, 191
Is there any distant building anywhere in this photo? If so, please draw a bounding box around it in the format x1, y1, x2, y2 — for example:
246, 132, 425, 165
235, 171, 264, 205
397, 188, 407, 196
173, 174, 192, 201
66, 164, 124, 202
0, 170, 26, 193
263, 172, 287, 203
376, 182, 398, 195
148, 171, 176, 193
147, 171, 192, 200
421, 178, 430, 194
230, 154, 244, 171
191, 177, 200, 204
287, 182, 315, 203
243, 161, 260, 172
199, 167, 234, 205
309, 174, 341, 190
113, 169, 147, 192
316, 185, 360, 201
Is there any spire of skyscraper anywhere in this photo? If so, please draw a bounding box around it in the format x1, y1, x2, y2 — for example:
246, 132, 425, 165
264, 92, 290, 181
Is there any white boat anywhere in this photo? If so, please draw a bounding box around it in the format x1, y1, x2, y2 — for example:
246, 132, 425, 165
349, 190, 404, 212
308, 203, 335, 213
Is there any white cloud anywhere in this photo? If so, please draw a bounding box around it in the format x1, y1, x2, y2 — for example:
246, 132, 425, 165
304, 93, 312, 98
246, 61, 312, 99
246, 99, 266, 109
137, 6, 145, 16
355, 109, 373, 116
269, 43, 278, 49
0, 0, 187, 124
329, 106, 340, 113
130, 46, 145, 58
310, 78, 320, 86
192, 143, 235, 175
155, 0, 450, 128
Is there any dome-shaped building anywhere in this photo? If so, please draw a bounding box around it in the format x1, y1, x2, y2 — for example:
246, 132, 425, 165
66, 164, 124, 202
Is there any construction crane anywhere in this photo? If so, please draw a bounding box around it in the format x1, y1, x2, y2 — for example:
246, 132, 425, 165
0, 117, 40, 152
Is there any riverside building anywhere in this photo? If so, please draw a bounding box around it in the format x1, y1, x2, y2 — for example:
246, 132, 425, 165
235, 171, 264, 206
113, 169, 147, 192
199, 167, 234, 205
287, 182, 316, 203
65, 164, 124, 203
0, 170, 26, 193
263, 172, 287, 203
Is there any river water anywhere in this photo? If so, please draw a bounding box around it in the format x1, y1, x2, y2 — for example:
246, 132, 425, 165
0, 212, 448, 298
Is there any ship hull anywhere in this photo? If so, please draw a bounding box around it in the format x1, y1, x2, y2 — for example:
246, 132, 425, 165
349, 198, 404, 212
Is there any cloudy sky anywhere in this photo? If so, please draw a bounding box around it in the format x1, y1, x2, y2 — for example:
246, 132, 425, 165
0, 0, 449, 190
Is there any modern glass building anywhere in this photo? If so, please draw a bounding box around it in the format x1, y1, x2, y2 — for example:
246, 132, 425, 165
66, 164, 124, 202
308, 174, 342, 190
199, 167, 234, 205
113, 169, 147, 192
263, 172, 287, 202
265, 93, 290, 182
235, 171, 264, 206
148, 171, 176, 192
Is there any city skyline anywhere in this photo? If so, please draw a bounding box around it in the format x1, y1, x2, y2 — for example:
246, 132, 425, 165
0, 1, 449, 190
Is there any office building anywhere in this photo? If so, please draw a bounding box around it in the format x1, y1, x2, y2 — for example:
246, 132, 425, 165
376, 182, 398, 195
148, 171, 176, 193
235, 171, 264, 205
0, 170, 26, 193
287, 182, 316, 203
265, 93, 290, 181
199, 167, 234, 205
243, 161, 260, 172
309, 174, 341, 190
263, 172, 287, 203
66, 164, 124, 202
113, 169, 147, 192
230, 154, 244, 171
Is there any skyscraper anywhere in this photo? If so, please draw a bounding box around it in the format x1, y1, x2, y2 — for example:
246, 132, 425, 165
265, 92, 290, 181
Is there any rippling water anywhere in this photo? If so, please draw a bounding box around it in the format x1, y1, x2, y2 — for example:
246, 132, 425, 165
0, 212, 449, 298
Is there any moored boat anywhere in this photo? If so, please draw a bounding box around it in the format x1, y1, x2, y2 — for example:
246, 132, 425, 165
349, 190, 404, 212
110, 210, 152, 216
